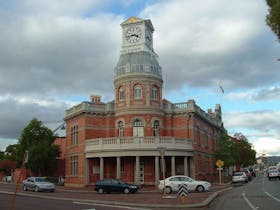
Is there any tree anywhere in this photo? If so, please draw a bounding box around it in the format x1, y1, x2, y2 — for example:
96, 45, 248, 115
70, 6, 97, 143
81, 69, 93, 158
18, 118, 60, 176
4, 144, 20, 161
215, 132, 256, 168
235, 140, 256, 167
214, 131, 239, 167
266, 0, 280, 41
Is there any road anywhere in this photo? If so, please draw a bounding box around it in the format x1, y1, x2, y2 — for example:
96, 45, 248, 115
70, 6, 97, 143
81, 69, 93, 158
207, 171, 280, 210
0, 193, 152, 210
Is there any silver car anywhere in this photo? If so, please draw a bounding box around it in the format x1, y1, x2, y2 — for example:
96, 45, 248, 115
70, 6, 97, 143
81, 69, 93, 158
23, 177, 55, 192
232, 171, 248, 184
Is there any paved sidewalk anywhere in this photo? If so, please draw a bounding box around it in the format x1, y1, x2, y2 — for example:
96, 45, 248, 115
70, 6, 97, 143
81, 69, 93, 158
52, 183, 232, 208
0, 182, 232, 209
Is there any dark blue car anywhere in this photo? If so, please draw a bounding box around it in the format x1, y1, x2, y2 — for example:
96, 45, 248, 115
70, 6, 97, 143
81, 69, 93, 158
95, 179, 139, 194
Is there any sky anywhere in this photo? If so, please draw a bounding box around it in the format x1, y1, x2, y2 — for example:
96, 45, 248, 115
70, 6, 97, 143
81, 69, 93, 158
0, 0, 279, 157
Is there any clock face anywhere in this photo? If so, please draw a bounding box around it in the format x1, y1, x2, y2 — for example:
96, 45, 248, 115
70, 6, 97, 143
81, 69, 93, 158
125, 27, 142, 43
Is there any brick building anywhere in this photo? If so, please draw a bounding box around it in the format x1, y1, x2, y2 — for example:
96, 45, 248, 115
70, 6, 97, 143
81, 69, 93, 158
64, 17, 224, 187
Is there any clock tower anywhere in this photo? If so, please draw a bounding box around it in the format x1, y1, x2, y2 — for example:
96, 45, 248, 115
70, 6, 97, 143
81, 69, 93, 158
121, 16, 155, 53
114, 16, 163, 136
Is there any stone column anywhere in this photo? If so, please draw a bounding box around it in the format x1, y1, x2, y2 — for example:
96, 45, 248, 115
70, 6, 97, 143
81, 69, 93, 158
116, 156, 121, 179
171, 156, 176, 176
100, 157, 104, 180
135, 156, 140, 185
184, 156, 189, 176
85, 158, 89, 185
155, 156, 159, 185
189, 156, 195, 179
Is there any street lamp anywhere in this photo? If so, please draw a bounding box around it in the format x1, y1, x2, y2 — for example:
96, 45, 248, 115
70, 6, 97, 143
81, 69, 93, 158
157, 147, 166, 196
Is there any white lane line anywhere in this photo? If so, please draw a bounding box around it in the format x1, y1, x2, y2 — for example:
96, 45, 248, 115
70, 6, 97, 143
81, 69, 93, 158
242, 192, 257, 210
265, 191, 280, 202
73, 201, 152, 210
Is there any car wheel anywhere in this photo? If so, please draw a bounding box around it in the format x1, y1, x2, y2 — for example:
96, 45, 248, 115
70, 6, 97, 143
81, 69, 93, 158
23, 185, 27, 191
165, 186, 172, 194
196, 185, 205, 192
123, 188, 130, 194
35, 186, 39, 192
98, 188, 104, 194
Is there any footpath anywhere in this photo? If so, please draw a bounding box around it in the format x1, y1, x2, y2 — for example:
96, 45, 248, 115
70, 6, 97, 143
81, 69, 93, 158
1, 182, 232, 209
52, 183, 231, 208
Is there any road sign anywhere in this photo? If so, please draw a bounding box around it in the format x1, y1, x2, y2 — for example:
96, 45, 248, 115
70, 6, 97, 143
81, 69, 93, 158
216, 160, 224, 168
178, 184, 188, 204
178, 184, 188, 197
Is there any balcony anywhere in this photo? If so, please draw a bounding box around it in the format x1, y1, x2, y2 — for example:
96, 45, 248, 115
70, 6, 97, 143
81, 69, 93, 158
85, 136, 193, 157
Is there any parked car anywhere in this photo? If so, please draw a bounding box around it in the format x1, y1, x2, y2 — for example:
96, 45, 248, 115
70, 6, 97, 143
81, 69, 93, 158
158, 175, 211, 194
267, 169, 280, 180
243, 169, 252, 181
248, 168, 256, 177
22, 177, 55, 192
232, 171, 248, 184
94, 179, 139, 194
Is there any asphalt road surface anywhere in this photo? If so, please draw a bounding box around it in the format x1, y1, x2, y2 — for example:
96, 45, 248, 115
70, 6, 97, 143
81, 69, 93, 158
0, 193, 152, 210
207, 171, 280, 210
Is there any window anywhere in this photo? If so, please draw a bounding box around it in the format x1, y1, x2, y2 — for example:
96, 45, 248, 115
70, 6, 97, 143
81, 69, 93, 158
153, 120, 159, 136
204, 132, 209, 147
121, 160, 124, 174
118, 87, 124, 101
134, 85, 142, 99
205, 159, 209, 173
133, 119, 143, 127
152, 86, 158, 100
118, 121, 124, 137
71, 155, 78, 176
71, 125, 78, 145
196, 126, 200, 145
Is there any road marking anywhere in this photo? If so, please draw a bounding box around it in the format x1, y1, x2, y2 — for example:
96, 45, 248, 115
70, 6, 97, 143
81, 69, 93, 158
242, 192, 257, 210
265, 191, 280, 202
73, 201, 152, 210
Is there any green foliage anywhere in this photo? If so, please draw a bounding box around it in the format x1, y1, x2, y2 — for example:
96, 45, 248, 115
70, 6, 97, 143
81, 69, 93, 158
235, 140, 256, 167
4, 144, 20, 161
266, 0, 280, 41
18, 118, 60, 176
0, 151, 4, 160
214, 132, 256, 167
214, 131, 239, 167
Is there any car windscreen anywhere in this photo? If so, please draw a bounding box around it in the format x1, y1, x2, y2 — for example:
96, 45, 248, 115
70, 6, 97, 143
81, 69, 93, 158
233, 172, 243, 176
35, 177, 47, 182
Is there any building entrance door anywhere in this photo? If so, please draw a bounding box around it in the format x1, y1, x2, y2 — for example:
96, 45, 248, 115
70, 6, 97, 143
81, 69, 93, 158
133, 127, 144, 137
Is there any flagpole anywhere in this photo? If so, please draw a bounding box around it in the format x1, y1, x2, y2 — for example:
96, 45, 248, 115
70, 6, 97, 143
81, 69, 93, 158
9, 151, 28, 210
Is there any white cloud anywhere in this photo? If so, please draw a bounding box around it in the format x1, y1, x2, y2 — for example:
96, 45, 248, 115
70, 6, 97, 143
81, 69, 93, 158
225, 110, 280, 156
227, 86, 280, 102
253, 137, 280, 156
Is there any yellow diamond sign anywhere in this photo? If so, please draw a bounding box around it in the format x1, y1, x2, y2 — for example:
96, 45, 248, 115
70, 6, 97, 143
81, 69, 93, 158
216, 160, 224, 168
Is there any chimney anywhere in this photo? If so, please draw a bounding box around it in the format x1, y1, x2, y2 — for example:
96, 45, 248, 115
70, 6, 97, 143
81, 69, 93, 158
90, 95, 101, 104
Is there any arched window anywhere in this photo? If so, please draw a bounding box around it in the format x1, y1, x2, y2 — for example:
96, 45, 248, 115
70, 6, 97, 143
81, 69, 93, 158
153, 120, 160, 136
119, 87, 124, 101
152, 86, 158, 100
118, 121, 124, 137
133, 119, 143, 127
133, 119, 144, 137
134, 85, 142, 99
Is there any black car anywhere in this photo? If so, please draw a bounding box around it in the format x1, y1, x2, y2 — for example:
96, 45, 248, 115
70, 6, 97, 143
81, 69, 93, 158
94, 179, 139, 194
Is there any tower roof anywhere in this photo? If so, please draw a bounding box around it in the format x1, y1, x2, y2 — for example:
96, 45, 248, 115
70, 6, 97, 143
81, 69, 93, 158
114, 51, 162, 79
121, 16, 154, 31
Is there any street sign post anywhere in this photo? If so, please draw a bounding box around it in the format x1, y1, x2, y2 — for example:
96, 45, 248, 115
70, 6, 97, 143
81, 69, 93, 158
216, 160, 224, 184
